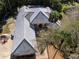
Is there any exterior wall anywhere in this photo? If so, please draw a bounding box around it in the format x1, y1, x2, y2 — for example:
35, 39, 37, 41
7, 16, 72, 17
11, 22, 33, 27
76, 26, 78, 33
11, 48, 48, 59
11, 54, 36, 59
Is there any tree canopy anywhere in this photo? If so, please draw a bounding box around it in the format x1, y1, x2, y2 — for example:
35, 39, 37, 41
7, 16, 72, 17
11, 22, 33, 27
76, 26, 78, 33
37, 16, 79, 59
0, 0, 78, 20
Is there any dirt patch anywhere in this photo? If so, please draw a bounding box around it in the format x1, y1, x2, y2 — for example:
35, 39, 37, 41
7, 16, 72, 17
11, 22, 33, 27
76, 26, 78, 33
0, 39, 12, 59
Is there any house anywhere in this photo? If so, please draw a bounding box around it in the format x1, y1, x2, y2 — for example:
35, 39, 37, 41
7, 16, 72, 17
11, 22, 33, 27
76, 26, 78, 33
11, 6, 62, 59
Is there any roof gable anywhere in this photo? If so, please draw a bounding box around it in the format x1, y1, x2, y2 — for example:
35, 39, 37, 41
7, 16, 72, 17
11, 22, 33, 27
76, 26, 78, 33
13, 39, 35, 56
31, 11, 49, 24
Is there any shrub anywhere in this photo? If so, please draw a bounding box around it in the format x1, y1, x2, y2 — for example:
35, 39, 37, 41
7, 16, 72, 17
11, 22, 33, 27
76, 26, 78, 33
49, 11, 62, 22
62, 4, 73, 12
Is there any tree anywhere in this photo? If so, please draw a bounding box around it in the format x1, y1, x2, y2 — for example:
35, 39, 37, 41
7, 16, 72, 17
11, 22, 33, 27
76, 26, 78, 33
50, 0, 62, 12
0, 0, 51, 20
49, 11, 62, 23
37, 14, 79, 59
61, 0, 75, 4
